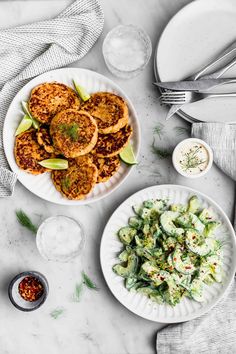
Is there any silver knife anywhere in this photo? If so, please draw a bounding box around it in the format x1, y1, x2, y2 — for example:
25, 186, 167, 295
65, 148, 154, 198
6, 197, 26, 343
160, 40, 236, 119
154, 78, 236, 91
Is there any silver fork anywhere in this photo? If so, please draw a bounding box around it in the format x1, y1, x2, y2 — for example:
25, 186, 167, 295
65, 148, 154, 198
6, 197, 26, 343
163, 40, 236, 119
160, 91, 236, 105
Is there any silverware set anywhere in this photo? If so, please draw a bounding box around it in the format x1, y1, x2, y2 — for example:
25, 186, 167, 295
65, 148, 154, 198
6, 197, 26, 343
155, 40, 236, 119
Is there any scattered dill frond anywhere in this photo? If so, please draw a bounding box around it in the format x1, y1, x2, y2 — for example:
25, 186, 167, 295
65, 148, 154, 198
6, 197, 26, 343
174, 126, 190, 136
82, 271, 99, 291
16, 210, 38, 234
72, 282, 83, 302
151, 140, 172, 159
153, 123, 165, 140
50, 307, 65, 319
59, 123, 79, 142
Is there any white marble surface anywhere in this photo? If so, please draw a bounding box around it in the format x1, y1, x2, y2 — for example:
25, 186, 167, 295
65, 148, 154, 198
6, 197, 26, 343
0, 1, 235, 354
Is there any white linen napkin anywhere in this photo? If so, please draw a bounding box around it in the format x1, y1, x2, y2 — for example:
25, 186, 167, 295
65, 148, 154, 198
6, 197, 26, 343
0, 0, 104, 197
156, 123, 236, 354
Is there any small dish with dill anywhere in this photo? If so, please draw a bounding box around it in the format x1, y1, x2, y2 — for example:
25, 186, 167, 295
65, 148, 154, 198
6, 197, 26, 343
172, 138, 213, 178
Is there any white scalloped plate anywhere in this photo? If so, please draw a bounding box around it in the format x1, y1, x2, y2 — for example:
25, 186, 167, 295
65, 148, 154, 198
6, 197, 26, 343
155, 0, 236, 123
100, 185, 236, 323
3, 68, 140, 205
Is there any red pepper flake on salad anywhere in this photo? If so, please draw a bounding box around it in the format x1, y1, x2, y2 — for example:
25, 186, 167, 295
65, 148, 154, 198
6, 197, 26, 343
18, 276, 44, 302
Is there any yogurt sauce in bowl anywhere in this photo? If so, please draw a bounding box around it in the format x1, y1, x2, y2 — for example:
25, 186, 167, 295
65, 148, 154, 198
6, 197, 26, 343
172, 138, 213, 178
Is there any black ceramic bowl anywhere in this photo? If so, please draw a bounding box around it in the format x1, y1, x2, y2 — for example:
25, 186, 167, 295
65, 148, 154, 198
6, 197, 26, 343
8, 271, 49, 311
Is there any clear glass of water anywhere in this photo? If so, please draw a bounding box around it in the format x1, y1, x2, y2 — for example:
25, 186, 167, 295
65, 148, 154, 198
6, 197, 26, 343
36, 215, 85, 263
102, 25, 152, 79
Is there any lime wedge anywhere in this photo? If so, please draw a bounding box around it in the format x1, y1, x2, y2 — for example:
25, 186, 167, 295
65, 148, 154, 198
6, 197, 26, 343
21, 101, 40, 129
73, 80, 90, 101
38, 159, 68, 170
119, 143, 138, 165
15, 114, 32, 136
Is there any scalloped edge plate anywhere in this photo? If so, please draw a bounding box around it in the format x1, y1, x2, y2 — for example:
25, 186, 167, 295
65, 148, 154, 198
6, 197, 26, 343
100, 184, 236, 323
3, 68, 141, 205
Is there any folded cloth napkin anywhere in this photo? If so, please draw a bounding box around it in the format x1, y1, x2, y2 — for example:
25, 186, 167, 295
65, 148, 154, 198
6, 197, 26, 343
0, 0, 104, 197
156, 122, 236, 354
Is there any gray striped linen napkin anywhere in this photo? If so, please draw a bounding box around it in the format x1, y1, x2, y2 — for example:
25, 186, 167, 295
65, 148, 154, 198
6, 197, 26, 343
0, 0, 104, 197
156, 123, 236, 354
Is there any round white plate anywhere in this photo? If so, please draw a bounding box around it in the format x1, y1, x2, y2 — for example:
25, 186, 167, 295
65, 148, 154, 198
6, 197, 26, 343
100, 184, 236, 323
156, 0, 236, 123
3, 68, 140, 205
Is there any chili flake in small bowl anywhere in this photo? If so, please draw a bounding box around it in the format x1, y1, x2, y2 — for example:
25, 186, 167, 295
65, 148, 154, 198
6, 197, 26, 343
18, 276, 44, 302
8, 271, 49, 311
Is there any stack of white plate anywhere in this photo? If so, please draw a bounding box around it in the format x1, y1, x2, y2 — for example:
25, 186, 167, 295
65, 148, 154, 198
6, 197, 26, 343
154, 0, 236, 124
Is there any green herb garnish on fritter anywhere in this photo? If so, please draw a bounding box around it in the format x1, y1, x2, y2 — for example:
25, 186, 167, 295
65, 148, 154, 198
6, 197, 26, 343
59, 123, 80, 142
61, 176, 71, 190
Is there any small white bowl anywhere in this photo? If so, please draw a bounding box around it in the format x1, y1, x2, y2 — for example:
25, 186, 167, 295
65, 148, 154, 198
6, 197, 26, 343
172, 138, 213, 178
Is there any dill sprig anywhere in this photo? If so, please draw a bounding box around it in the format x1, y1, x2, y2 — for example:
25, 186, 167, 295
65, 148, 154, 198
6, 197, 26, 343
151, 140, 172, 159
62, 176, 71, 190
50, 307, 65, 319
174, 126, 190, 136
153, 123, 165, 140
180, 146, 206, 171
16, 210, 38, 234
72, 282, 83, 302
82, 271, 99, 291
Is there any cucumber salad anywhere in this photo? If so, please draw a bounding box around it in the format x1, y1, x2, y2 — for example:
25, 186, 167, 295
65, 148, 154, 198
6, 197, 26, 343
113, 196, 223, 306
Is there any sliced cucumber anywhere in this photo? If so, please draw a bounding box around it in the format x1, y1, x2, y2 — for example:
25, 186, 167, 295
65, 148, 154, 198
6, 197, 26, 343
133, 204, 142, 216
176, 212, 205, 233
135, 247, 154, 261
170, 204, 187, 213
189, 279, 204, 302
204, 221, 221, 237
172, 246, 196, 275
118, 227, 137, 245
198, 208, 214, 224
142, 262, 169, 286
125, 276, 137, 290
170, 273, 191, 288
137, 287, 155, 296
143, 199, 168, 213
188, 195, 201, 214
113, 254, 138, 278
118, 247, 132, 262
185, 229, 215, 256
128, 216, 143, 229
164, 279, 184, 306
160, 211, 184, 237
206, 255, 223, 283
